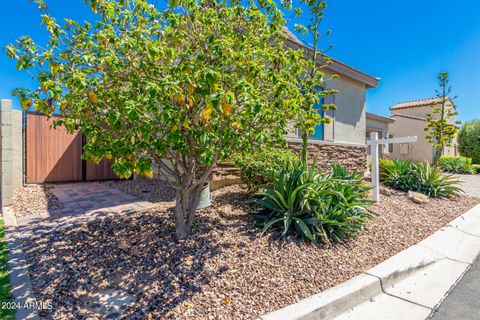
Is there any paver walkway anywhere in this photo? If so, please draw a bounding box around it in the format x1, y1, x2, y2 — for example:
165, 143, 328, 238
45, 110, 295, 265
15, 182, 155, 227
6, 182, 157, 320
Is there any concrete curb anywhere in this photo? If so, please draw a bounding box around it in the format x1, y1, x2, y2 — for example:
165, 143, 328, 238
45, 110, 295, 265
261, 203, 480, 320
3, 207, 40, 320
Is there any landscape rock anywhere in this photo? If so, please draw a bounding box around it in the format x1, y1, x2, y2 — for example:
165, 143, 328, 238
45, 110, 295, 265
380, 187, 393, 197
408, 191, 429, 204
218, 204, 234, 216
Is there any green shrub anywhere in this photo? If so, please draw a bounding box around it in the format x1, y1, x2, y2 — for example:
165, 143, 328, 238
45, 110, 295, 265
458, 120, 480, 164
378, 159, 394, 180
233, 148, 297, 191
473, 164, 480, 174
251, 161, 371, 243
437, 156, 475, 174
380, 159, 462, 197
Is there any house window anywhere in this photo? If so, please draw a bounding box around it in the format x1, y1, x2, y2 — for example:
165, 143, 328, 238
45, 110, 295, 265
388, 134, 394, 153
310, 89, 324, 140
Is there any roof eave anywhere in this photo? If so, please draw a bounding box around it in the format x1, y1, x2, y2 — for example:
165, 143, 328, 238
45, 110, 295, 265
366, 112, 395, 123
285, 38, 380, 89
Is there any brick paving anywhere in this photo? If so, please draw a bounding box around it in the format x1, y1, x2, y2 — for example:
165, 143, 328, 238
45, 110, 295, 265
15, 182, 155, 226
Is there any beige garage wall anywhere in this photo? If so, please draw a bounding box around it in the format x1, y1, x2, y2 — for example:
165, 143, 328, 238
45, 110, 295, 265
388, 116, 435, 163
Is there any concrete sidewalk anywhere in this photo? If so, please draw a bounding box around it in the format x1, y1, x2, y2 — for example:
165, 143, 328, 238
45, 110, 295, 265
458, 175, 480, 198
430, 257, 480, 320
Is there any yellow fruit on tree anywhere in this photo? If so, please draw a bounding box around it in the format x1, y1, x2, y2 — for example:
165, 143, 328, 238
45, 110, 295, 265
87, 91, 98, 105
222, 102, 233, 116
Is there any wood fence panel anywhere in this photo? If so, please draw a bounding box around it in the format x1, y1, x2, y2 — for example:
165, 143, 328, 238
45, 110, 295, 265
26, 113, 83, 183
86, 159, 118, 180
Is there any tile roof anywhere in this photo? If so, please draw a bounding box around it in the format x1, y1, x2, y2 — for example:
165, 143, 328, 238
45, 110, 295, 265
390, 97, 446, 110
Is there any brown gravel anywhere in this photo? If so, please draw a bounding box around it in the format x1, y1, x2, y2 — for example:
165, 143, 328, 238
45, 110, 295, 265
102, 179, 176, 202
20, 185, 479, 319
13, 185, 64, 217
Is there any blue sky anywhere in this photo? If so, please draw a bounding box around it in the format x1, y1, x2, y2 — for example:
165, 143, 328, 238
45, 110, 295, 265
1, 0, 479, 122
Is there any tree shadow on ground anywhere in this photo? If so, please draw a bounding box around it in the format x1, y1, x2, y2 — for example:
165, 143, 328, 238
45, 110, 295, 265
14, 186, 302, 318
17, 208, 232, 319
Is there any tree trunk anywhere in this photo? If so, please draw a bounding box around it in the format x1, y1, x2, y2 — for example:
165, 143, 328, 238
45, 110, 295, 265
435, 147, 444, 164
301, 132, 308, 166
174, 178, 207, 240
175, 189, 189, 239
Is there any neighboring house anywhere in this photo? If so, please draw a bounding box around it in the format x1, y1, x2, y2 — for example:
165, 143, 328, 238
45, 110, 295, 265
365, 112, 395, 164
388, 97, 458, 164
283, 28, 380, 173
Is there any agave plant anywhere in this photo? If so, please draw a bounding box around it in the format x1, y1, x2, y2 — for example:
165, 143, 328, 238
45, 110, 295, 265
410, 162, 462, 197
252, 162, 319, 242
380, 159, 462, 197
252, 162, 372, 243
437, 156, 475, 174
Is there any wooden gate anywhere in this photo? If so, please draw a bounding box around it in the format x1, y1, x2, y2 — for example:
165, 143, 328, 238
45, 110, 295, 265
25, 113, 118, 183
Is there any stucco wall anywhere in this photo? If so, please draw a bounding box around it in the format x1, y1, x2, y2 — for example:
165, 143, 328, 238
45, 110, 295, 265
285, 70, 368, 147
366, 118, 389, 138
388, 115, 435, 163
389, 102, 458, 163
366, 117, 392, 165
12, 110, 23, 189
324, 70, 367, 145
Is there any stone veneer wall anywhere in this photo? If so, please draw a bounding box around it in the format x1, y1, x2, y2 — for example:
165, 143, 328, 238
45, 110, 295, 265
288, 142, 367, 174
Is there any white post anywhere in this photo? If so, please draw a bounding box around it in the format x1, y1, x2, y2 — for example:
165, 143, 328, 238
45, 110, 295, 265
370, 132, 380, 202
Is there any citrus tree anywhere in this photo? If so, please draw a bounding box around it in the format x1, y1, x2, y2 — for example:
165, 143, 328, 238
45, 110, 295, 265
6, 0, 310, 239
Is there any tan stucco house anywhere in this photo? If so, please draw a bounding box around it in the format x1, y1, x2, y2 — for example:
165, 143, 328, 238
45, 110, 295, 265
282, 28, 380, 173
366, 112, 395, 164
388, 97, 458, 164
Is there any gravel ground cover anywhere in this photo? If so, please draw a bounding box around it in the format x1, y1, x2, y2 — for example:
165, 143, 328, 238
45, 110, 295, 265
102, 179, 176, 203
13, 185, 64, 217
19, 185, 479, 319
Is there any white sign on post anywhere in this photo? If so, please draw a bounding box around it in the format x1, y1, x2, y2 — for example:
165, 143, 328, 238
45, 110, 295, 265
367, 132, 417, 202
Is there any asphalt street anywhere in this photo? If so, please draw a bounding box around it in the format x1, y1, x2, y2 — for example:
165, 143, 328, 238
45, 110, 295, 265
430, 257, 480, 320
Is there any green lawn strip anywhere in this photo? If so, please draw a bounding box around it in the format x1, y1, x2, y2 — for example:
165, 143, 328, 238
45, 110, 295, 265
0, 220, 15, 320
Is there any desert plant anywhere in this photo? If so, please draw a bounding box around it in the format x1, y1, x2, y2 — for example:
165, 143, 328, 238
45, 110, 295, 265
473, 165, 480, 174
252, 162, 371, 243
410, 162, 462, 197
378, 159, 394, 180
380, 160, 462, 197
458, 120, 480, 164
437, 156, 475, 174
233, 149, 297, 191
424, 72, 461, 162
330, 163, 361, 180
